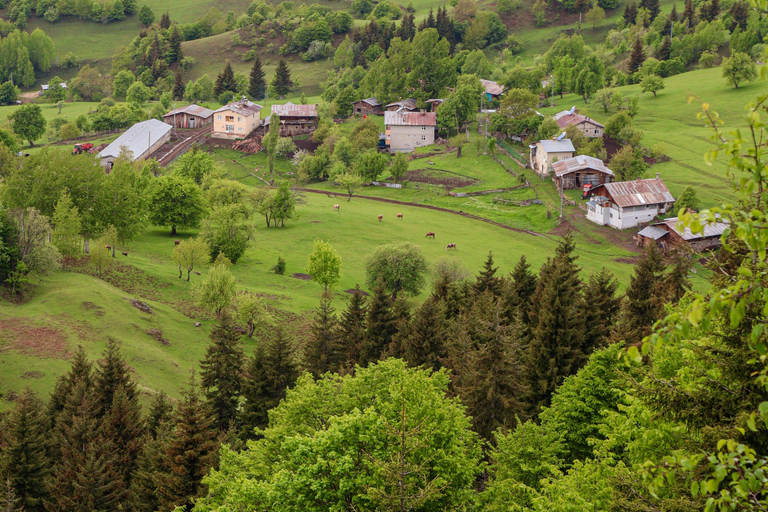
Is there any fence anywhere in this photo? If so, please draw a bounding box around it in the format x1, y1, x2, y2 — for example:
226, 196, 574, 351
497, 140, 528, 166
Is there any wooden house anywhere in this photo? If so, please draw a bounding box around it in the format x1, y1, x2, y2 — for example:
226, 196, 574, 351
586, 175, 675, 230
163, 104, 214, 129
270, 102, 319, 136
552, 155, 613, 189
385, 98, 418, 112
352, 97, 383, 115
637, 216, 727, 252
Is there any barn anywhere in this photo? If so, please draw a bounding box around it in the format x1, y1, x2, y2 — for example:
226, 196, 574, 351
163, 104, 214, 128
552, 155, 613, 189
586, 175, 675, 230
637, 216, 728, 252
352, 97, 383, 115
97, 119, 172, 168
385, 98, 418, 112
270, 102, 319, 136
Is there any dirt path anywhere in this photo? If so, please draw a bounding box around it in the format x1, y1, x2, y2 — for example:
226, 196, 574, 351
295, 188, 551, 239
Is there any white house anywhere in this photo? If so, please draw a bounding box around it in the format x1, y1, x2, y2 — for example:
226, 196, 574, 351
586, 175, 675, 230
529, 138, 575, 176
384, 111, 436, 153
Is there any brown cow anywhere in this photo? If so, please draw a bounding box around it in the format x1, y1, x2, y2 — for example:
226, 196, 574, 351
396, 213, 403, 219
378, 214, 383, 221
446, 243, 457, 250
333, 204, 340, 211
425, 232, 435, 238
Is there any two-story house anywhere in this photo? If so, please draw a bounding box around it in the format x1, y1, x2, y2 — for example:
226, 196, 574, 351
529, 137, 575, 176
586, 175, 675, 230
384, 111, 437, 153
212, 98, 263, 139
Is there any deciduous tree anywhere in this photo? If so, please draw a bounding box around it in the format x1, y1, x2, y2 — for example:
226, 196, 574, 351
365, 242, 428, 298
307, 239, 342, 296
8, 105, 46, 147
722, 51, 757, 88
195, 262, 237, 317
148, 175, 206, 235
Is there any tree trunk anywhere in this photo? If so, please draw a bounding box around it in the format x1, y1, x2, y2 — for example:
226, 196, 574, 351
247, 321, 254, 338
456, 146, 462, 158
178, 266, 182, 278
84, 238, 90, 254
187, 268, 191, 281
171, 225, 177, 235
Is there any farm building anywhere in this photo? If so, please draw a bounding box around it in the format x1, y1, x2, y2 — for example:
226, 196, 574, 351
554, 108, 604, 138
97, 119, 172, 168
40, 82, 67, 96
385, 98, 418, 112
425, 99, 444, 112
352, 97, 383, 115
212, 98, 263, 139
481, 79, 505, 101
270, 102, 319, 136
529, 138, 575, 176
586, 175, 675, 230
637, 216, 727, 252
163, 104, 214, 129
552, 155, 613, 189
385, 111, 437, 153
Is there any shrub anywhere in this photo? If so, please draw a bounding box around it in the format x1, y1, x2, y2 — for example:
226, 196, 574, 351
273, 256, 286, 275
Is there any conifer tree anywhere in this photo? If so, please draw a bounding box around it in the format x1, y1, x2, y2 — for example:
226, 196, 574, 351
93, 338, 137, 418
640, 0, 660, 20
199, 314, 245, 432
157, 371, 218, 511
474, 251, 501, 297
2, 479, 21, 512
657, 36, 671, 61
504, 254, 538, 327
623, 1, 638, 25
527, 234, 586, 412
614, 243, 666, 345
0, 389, 51, 512
159, 11, 171, 29
239, 329, 299, 440
683, 0, 695, 26
663, 248, 693, 303
130, 425, 168, 512
304, 295, 340, 377
336, 285, 368, 367
168, 25, 183, 63
580, 268, 620, 358
388, 295, 412, 358
102, 385, 145, 493
401, 297, 447, 370
360, 277, 397, 366
173, 70, 184, 100
628, 37, 645, 74
271, 59, 293, 99
214, 61, 237, 97
669, 2, 678, 21
396, 12, 416, 40
147, 390, 174, 438
48, 345, 92, 424
248, 56, 266, 100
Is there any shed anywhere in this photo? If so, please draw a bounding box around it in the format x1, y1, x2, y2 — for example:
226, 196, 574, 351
270, 102, 319, 136
552, 155, 613, 189
163, 104, 214, 128
352, 97, 383, 116
385, 98, 418, 112
425, 99, 445, 112
480, 79, 505, 101
98, 119, 172, 168
638, 216, 728, 252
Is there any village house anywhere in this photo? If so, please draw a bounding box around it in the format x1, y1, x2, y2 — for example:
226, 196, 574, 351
637, 216, 727, 252
40, 82, 67, 96
385, 98, 418, 112
97, 119, 172, 168
529, 137, 575, 176
352, 97, 383, 116
270, 102, 319, 136
552, 154, 613, 190
425, 99, 444, 112
481, 79, 505, 102
384, 111, 437, 153
554, 107, 604, 138
586, 175, 675, 230
212, 98, 263, 139
162, 104, 214, 129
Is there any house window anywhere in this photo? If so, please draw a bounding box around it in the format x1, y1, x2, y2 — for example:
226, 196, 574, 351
217, 115, 222, 120
421, 135, 426, 141
237, 117, 242, 122
422, 126, 426, 130
225, 124, 234, 131
610, 213, 613, 218
238, 127, 243, 132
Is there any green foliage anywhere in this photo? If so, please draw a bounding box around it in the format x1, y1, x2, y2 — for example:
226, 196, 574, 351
354, 148, 388, 181
273, 255, 286, 274
8, 104, 46, 146
271, 59, 293, 98
0, 81, 19, 106
232, 291, 272, 337
147, 175, 206, 235
365, 241, 428, 297
125, 81, 151, 105
675, 185, 699, 213
138, 4, 154, 25
641, 73, 665, 96
608, 145, 647, 181
307, 239, 342, 294
195, 262, 237, 316
200, 314, 245, 431
89, 236, 111, 275
721, 51, 757, 88
172, 237, 209, 281
51, 191, 82, 263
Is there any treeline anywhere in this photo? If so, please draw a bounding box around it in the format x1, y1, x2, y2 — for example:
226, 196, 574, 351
2, 0, 137, 26
0, 28, 55, 89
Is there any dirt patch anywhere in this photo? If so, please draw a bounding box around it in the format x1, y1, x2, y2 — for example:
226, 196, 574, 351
21, 371, 44, 379
81, 301, 105, 316
345, 288, 370, 296
0, 319, 70, 359
147, 328, 170, 345
310, 221, 322, 223
614, 257, 639, 264
292, 273, 312, 281
131, 299, 152, 314
400, 169, 478, 190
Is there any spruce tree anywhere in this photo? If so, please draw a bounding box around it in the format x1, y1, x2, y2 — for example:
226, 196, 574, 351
168, 25, 183, 63
388, 295, 412, 358
396, 12, 416, 40
0, 389, 50, 512
2, 479, 21, 512
173, 70, 185, 100
580, 268, 620, 358
662, 248, 693, 303
248, 56, 266, 100
657, 36, 671, 61
214, 61, 237, 97
614, 243, 666, 345
336, 285, 368, 367
147, 390, 174, 438
683, 0, 695, 26
360, 277, 397, 366
239, 329, 298, 440
628, 37, 645, 74
504, 254, 538, 327
199, 314, 245, 432
401, 297, 447, 370
623, 1, 638, 25
640, 0, 660, 20
159, 11, 171, 29
474, 251, 501, 297
271, 59, 292, 99
304, 295, 340, 378
527, 234, 586, 412
157, 371, 218, 512
102, 385, 145, 494
48, 345, 92, 424
130, 426, 168, 512
93, 338, 137, 418
669, 2, 678, 22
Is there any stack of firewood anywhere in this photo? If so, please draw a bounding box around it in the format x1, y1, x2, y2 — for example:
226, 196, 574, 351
233, 137, 263, 154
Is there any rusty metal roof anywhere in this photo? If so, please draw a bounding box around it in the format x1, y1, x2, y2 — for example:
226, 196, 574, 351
163, 104, 214, 119
481, 79, 504, 96
653, 216, 728, 241
355, 97, 381, 106
384, 111, 437, 127
271, 102, 318, 118
215, 99, 263, 117
554, 111, 604, 129
552, 155, 613, 177
594, 178, 675, 208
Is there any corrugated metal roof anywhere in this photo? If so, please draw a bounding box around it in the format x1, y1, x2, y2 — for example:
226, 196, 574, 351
271, 102, 318, 117
163, 104, 214, 118
594, 178, 675, 208
98, 119, 172, 160
654, 217, 728, 241
638, 225, 669, 240
552, 155, 613, 177
481, 79, 505, 96
385, 98, 417, 110
355, 97, 381, 106
214, 99, 263, 117
554, 111, 604, 129
539, 139, 575, 153
384, 111, 437, 127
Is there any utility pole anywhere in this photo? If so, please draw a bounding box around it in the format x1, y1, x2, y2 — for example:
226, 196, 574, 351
551, 75, 555, 107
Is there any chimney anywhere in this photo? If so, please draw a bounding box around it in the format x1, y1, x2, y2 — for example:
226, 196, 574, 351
656, 172, 660, 179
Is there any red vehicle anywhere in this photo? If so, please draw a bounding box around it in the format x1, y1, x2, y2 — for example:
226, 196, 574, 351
581, 183, 592, 199
72, 143, 94, 155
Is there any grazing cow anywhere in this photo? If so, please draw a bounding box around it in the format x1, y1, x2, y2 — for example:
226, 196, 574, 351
333, 204, 340, 211
378, 214, 383, 221
396, 213, 403, 219
446, 243, 457, 250
425, 232, 436, 238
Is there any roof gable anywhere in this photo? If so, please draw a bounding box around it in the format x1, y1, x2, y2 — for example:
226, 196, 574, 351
271, 102, 318, 117
593, 178, 675, 208
552, 155, 613, 177
214, 99, 263, 117
98, 119, 172, 159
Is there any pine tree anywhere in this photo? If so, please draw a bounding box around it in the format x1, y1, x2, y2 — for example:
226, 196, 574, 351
336, 285, 368, 367
580, 268, 620, 358
527, 234, 586, 412
130, 426, 168, 512
683, 0, 695, 26
2, 478, 22, 512
669, 2, 678, 21
388, 295, 412, 358
93, 338, 137, 418
101, 385, 145, 494
700, 0, 720, 21
159, 11, 171, 29
503, 254, 538, 327
199, 314, 245, 432
657, 36, 671, 61
271, 59, 292, 100
304, 295, 340, 378
640, 0, 660, 20
146, 390, 174, 438
173, 70, 184, 100
396, 12, 416, 41
614, 243, 666, 345
168, 25, 183, 63
360, 278, 397, 366
662, 248, 693, 303
239, 329, 299, 440
48, 345, 92, 425
401, 297, 447, 370
157, 371, 218, 511
623, 1, 638, 25
214, 61, 237, 97
0, 389, 51, 512
475, 251, 502, 297
149, 34, 162, 67
628, 37, 645, 74
248, 56, 266, 100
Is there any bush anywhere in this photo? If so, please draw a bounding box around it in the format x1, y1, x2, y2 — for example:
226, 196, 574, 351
604, 111, 632, 139
180, 56, 196, 70
273, 256, 286, 275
